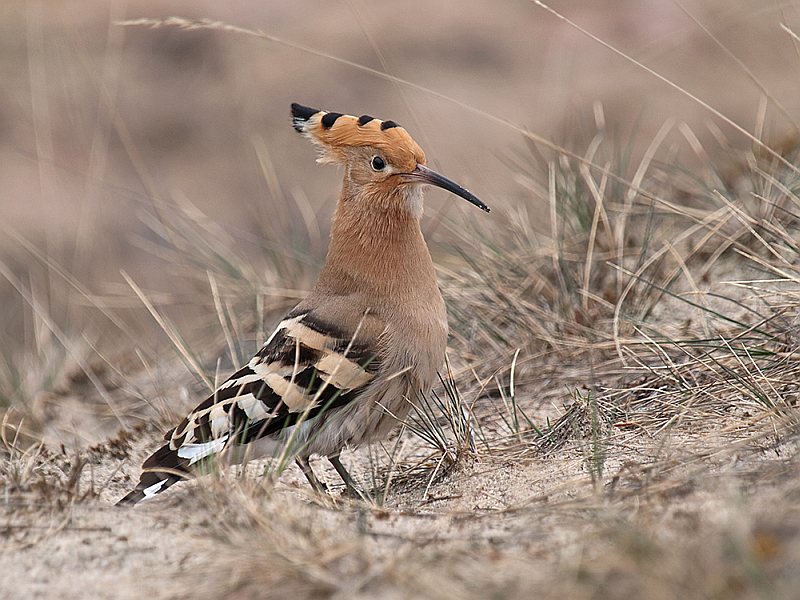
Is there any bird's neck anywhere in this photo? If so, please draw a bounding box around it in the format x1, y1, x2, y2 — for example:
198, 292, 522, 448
315, 188, 440, 304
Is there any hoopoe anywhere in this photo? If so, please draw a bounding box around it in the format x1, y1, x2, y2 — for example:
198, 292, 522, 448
118, 103, 489, 505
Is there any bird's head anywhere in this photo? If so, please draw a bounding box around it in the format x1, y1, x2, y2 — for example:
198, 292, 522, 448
291, 103, 490, 218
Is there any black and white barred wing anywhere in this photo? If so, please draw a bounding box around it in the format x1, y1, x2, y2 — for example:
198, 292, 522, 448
117, 312, 377, 505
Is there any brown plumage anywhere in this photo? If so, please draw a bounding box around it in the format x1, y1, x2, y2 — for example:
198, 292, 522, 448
118, 103, 489, 505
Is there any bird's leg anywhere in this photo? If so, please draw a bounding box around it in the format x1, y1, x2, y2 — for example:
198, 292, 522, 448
328, 454, 367, 500
296, 457, 327, 493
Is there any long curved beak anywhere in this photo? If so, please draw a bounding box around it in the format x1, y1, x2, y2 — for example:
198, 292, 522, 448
402, 164, 490, 213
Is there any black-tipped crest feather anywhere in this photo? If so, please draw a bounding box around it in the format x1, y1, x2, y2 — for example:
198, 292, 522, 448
321, 112, 343, 129
291, 102, 319, 132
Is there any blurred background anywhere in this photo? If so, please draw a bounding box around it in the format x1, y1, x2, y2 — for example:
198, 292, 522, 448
2, 0, 800, 366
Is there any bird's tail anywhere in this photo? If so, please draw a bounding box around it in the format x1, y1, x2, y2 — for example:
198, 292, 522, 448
116, 443, 192, 506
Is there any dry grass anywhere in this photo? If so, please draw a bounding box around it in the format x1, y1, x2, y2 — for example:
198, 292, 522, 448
4, 2, 800, 599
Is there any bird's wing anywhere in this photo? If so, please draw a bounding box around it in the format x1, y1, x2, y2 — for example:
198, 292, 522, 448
118, 309, 380, 505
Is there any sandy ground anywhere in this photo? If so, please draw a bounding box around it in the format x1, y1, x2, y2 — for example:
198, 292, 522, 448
5, 400, 799, 599
4, 299, 800, 599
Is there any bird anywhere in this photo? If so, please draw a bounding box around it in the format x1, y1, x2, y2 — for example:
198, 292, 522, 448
117, 102, 490, 505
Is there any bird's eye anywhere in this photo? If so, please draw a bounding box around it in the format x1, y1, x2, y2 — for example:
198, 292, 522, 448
371, 156, 386, 171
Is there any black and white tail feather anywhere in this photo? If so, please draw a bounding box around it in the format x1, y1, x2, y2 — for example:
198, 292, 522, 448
117, 310, 377, 505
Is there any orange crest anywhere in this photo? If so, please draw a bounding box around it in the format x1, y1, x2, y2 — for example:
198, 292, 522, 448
291, 103, 426, 171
